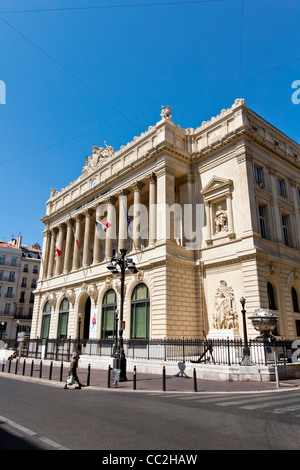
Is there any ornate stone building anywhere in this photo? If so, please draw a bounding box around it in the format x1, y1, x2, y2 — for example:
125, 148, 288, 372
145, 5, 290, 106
31, 99, 300, 342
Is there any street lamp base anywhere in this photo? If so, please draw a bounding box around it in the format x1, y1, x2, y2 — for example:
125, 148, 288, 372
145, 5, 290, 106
113, 356, 127, 382
240, 346, 255, 366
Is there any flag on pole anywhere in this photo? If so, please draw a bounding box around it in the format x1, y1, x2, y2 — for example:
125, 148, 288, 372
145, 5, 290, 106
122, 200, 132, 234
70, 218, 80, 249
54, 240, 62, 257
94, 217, 112, 231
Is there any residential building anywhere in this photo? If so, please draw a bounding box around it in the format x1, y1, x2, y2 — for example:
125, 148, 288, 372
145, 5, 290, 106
0, 241, 22, 339
0, 236, 42, 340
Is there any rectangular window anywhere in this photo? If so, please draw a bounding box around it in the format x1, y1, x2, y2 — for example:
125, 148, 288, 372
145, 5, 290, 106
278, 178, 286, 197
0, 255, 5, 265
11, 257, 17, 266
19, 291, 25, 303
41, 314, 51, 339
254, 166, 264, 186
33, 265, 39, 274
21, 278, 27, 287
258, 205, 267, 239
58, 312, 68, 339
282, 214, 290, 246
23, 264, 29, 272
4, 304, 10, 314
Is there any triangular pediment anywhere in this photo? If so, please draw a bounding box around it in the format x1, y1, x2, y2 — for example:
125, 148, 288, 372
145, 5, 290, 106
201, 176, 233, 195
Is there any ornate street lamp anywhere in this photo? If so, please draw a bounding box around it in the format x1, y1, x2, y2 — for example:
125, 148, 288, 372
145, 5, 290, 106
107, 248, 137, 381
240, 297, 253, 366
77, 312, 82, 352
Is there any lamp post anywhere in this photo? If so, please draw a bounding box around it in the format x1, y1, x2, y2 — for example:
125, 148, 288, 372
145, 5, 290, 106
240, 297, 252, 366
77, 312, 82, 352
107, 248, 137, 381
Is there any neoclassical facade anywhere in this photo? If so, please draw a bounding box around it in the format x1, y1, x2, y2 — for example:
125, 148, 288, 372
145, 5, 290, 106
31, 99, 300, 342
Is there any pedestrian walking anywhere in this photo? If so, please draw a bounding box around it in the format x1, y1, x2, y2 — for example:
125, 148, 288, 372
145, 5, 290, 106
64, 351, 84, 389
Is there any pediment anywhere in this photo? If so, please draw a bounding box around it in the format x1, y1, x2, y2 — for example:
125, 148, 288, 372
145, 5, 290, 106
201, 176, 233, 196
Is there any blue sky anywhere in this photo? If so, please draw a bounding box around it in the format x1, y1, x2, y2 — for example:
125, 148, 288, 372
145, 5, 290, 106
0, 0, 299, 248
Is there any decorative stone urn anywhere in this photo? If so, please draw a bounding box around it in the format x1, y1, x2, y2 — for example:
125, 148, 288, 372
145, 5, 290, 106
248, 308, 278, 339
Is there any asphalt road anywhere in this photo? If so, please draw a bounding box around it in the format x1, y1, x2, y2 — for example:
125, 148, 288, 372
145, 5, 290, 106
1, 376, 300, 452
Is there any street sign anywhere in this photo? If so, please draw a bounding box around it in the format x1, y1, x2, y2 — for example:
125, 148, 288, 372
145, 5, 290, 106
120, 321, 125, 330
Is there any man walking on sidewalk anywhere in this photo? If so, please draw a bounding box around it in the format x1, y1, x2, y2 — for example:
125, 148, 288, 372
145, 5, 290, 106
64, 351, 84, 390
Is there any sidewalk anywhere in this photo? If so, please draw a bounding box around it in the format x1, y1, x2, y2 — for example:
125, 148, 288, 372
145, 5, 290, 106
2, 358, 300, 393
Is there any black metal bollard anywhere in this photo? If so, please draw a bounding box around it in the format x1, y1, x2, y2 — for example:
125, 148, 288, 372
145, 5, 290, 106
86, 364, 91, 386
193, 368, 197, 392
49, 361, 53, 380
15, 359, 18, 374
8, 358, 11, 373
22, 359, 26, 376
60, 361, 63, 382
133, 366, 137, 390
1, 361, 4, 372
30, 360, 34, 377
162, 366, 166, 392
39, 360, 42, 379
107, 365, 111, 388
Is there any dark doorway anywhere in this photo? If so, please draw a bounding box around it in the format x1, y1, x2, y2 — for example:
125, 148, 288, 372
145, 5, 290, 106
83, 297, 91, 340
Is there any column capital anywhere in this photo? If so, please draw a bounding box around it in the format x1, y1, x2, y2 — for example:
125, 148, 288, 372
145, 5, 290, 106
118, 188, 131, 198
133, 181, 145, 192
147, 172, 157, 184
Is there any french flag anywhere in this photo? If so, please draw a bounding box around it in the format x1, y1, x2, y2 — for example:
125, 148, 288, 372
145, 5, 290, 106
94, 217, 112, 231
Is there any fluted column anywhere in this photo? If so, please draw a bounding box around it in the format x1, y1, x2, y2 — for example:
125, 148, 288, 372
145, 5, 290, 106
148, 173, 157, 246
55, 223, 66, 276
156, 167, 175, 242
133, 181, 144, 250
63, 220, 74, 274
83, 209, 94, 268
47, 228, 57, 278
118, 189, 130, 252
72, 214, 84, 271
41, 229, 50, 279
92, 206, 101, 265
105, 196, 116, 259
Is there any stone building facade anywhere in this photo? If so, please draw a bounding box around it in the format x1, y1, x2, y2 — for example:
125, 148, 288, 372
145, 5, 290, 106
31, 99, 300, 342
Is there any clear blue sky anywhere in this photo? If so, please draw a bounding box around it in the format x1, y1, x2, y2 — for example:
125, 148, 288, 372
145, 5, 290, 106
0, 0, 299, 248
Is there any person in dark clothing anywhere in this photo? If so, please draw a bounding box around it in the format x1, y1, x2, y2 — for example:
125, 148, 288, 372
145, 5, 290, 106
64, 352, 84, 389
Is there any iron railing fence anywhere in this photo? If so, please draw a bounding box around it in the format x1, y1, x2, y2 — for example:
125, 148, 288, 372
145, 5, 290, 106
3, 337, 299, 366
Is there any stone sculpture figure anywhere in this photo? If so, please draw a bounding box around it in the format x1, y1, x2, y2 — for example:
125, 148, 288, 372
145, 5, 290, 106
215, 206, 228, 233
213, 280, 238, 329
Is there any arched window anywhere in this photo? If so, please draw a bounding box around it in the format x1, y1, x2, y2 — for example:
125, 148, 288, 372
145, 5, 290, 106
267, 282, 277, 310
41, 301, 51, 339
101, 289, 117, 339
131, 283, 150, 339
58, 298, 69, 339
292, 287, 300, 313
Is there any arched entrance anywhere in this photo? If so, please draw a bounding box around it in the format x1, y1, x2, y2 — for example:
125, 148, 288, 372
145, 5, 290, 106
78, 293, 92, 341
83, 296, 91, 340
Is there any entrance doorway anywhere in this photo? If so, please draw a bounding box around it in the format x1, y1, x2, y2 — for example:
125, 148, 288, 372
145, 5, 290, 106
83, 296, 91, 340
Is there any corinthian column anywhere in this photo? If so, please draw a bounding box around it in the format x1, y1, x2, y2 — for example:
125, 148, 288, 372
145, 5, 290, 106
132, 181, 144, 250
63, 220, 74, 274
72, 215, 84, 271
148, 173, 157, 246
83, 209, 94, 268
47, 229, 56, 278
105, 196, 116, 259
55, 223, 66, 276
118, 189, 130, 252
